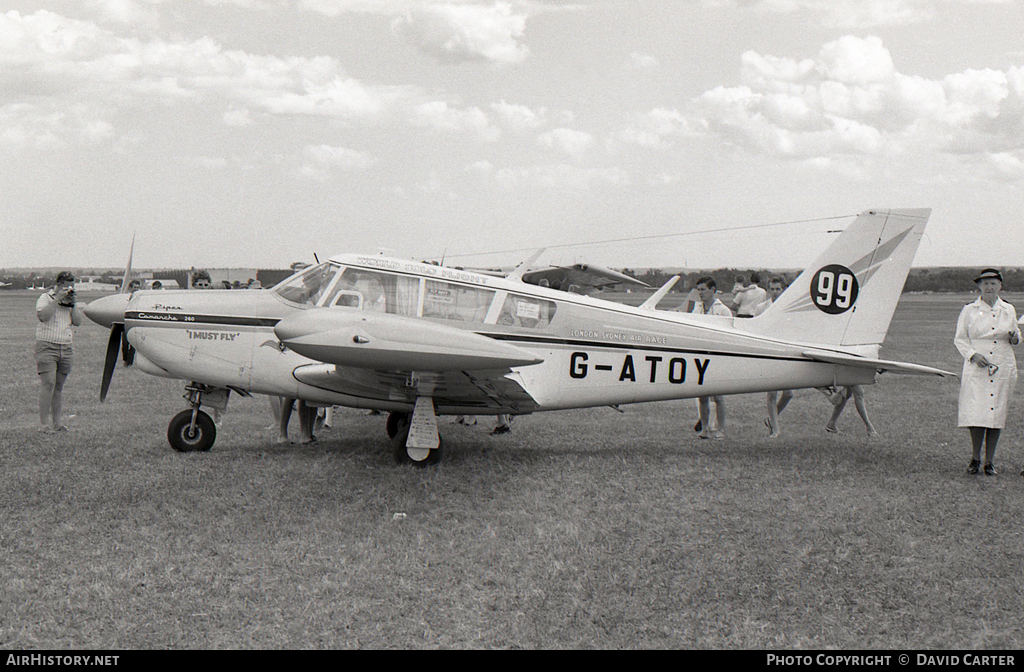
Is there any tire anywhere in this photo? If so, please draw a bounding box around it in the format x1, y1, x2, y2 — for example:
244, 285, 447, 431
386, 411, 409, 439
391, 418, 443, 466
167, 409, 216, 453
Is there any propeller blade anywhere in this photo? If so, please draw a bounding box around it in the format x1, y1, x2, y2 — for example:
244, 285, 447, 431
101, 324, 124, 402
120, 330, 135, 366
118, 233, 136, 294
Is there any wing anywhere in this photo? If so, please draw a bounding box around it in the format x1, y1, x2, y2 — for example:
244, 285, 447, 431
802, 348, 957, 377
522, 264, 649, 292
274, 307, 544, 412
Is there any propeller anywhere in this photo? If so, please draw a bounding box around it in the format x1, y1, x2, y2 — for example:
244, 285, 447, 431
97, 234, 136, 401
101, 324, 125, 402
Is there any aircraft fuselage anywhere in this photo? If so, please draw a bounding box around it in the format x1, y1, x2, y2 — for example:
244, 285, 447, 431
116, 254, 873, 416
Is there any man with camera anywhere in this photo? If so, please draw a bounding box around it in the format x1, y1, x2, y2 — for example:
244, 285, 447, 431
36, 271, 84, 433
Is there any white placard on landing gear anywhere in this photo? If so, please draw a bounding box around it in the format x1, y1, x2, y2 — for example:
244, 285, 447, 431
406, 396, 440, 460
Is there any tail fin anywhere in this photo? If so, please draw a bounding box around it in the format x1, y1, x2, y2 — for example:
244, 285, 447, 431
739, 208, 930, 355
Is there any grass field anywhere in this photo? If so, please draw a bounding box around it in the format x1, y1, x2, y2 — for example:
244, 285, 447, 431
1, 290, 1023, 649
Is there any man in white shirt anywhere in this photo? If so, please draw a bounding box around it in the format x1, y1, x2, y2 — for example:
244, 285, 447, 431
691, 277, 732, 439
730, 272, 768, 318
36, 271, 85, 433
754, 277, 796, 436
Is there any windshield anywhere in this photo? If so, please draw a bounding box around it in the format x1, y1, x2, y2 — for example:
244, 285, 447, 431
271, 262, 340, 306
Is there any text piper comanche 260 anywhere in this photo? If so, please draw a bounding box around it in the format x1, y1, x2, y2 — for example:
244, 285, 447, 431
84, 209, 954, 463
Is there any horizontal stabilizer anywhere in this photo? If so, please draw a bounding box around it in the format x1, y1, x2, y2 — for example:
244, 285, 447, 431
275, 308, 545, 371
802, 349, 957, 378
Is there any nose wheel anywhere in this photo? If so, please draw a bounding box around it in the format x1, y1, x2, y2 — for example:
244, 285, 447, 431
167, 408, 216, 452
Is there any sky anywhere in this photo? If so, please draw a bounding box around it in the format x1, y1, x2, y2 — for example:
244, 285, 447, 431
2, 0, 1024, 272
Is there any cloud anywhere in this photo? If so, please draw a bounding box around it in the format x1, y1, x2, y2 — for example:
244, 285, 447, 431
83, 0, 161, 26
392, 2, 529, 64
690, 35, 1024, 177
630, 51, 659, 69
711, 0, 929, 28
0, 102, 114, 150
411, 100, 501, 140
222, 107, 252, 126
0, 9, 424, 146
615, 108, 696, 148
715, 0, 1016, 29
490, 99, 545, 132
495, 164, 630, 190
537, 127, 593, 156
297, 143, 376, 180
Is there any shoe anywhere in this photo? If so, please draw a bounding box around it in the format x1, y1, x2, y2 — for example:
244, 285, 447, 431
967, 459, 980, 475
693, 420, 702, 432
490, 425, 510, 435
984, 463, 997, 476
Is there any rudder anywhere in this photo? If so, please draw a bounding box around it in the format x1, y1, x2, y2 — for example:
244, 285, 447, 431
739, 209, 931, 356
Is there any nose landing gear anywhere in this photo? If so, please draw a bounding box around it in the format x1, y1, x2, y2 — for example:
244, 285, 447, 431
167, 408, 216, 452
167, 383, 228, 452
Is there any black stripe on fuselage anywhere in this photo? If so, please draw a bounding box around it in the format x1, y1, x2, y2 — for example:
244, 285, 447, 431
125, 311, 280, 328
482, 332, 812, 363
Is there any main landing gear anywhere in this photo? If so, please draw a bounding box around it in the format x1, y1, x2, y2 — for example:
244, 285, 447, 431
167, 383, 229, 453
386, 397, 444, 466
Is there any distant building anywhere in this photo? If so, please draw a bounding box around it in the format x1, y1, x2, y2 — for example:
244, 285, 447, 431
257, 269, 293, 288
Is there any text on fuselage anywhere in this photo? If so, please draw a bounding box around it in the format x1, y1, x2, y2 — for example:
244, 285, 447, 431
570, 329, 667, 345
186, 329, 240, 341
569, 351, 710, 384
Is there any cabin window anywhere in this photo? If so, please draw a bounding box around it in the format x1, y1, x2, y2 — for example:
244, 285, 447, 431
497, 293, 556, 329
271, 262, 340, 306
423, 280, 494, 323
319, 268, 420, 316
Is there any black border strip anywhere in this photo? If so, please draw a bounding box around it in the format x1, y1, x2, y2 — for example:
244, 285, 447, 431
483, 332, 811, 362
126, 311, 280, 328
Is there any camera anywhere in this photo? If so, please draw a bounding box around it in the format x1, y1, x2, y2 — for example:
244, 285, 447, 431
59, 289, 76, 307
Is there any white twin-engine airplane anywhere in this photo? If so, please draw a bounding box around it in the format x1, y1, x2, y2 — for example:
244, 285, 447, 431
84, 208, 955, 464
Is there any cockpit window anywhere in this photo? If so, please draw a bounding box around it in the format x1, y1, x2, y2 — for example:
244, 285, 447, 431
497, 293, 556, 329
320, 267, 420, 316
271, 262, 340, 306
423, 280, 494, 323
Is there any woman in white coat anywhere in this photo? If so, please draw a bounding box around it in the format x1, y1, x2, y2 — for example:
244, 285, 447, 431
954, 269, 1021, 475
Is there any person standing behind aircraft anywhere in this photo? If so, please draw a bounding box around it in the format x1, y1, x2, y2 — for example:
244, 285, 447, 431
755, 277, 794, 437
36, 271, 85, 433
278, 397, 317, 444
692, 277, 732, 439
491, 414, 513, 435
730, 272, 768, 318
191, 270, 212, 289
954, 269, 1020, 476
824, 385, 878, 437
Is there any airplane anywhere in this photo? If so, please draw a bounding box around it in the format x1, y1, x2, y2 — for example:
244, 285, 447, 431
84, 208, 956, 464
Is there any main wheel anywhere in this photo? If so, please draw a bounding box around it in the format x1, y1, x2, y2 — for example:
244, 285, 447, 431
167, 409, 216, 453
386, 411, 409, 439
391, 417, 443, 466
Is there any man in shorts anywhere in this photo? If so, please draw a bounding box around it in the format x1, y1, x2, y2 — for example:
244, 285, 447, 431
36, 271, 85, 432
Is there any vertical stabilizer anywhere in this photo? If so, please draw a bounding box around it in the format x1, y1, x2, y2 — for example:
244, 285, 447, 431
738, 209, 931, 354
